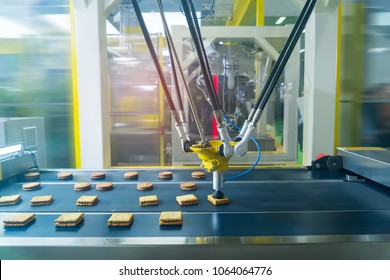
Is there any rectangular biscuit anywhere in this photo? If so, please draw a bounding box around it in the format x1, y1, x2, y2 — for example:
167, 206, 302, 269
207, 194, 229, 205
0, 195, 22, 206
107, 213, 134, 227
139, 195, 159, 206
76, 195, 98, 206
55, 212, 84, 227
159, 211, 183, 226
3, 213, 36, 227
176, 194, 198, 206
30, 195, 53, 206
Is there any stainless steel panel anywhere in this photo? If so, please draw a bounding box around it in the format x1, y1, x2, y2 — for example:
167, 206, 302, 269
337, 147, 390, 187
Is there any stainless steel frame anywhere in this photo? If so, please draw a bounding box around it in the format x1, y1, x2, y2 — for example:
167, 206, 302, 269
1, 235, 390, 259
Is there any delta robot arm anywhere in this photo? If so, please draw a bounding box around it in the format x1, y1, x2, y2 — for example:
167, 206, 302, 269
131, 0, 318, 200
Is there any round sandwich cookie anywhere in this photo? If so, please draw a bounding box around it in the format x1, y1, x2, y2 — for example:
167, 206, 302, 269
24, 172, 40, 180
137, 182, 154, 191
74, 182, 91, 191
22, 182, 41, 191
57, 171, 73, 180
191, 171, 206, 179
91, 172, 106, 180
96, 182, 113, 191
158, 171, 173, 180
180, 181, 197, 191
124, 171, 139, 180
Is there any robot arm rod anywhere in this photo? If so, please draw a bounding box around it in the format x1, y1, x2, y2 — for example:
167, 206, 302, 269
181, 0, 233, 157
234, 0, 318, 156
180, 0, 220, 113
131, 0, 179, 122
156, 0, 207, 143
132, 0, 199, 153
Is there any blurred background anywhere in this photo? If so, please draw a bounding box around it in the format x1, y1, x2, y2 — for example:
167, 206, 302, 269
0, 0, 389, 168
0, 0, 73, 168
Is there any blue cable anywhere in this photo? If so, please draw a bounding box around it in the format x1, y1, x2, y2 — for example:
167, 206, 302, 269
179, 0, 215, 19
223, 116, 261, 182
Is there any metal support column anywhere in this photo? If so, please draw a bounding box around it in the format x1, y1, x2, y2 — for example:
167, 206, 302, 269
71, 0, 111, 168
302, 1, 340, 165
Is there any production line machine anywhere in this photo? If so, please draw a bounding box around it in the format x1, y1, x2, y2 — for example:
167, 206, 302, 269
129, 0, 316, 200
0, 0, 390, 259
0, 148, 390, 259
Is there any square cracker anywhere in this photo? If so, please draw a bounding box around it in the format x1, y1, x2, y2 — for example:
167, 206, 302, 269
55, 212, 84, 227
176, 194, 198, 206
0, 195, 22, 206
107, 213, 134, 227
159, 211, 183, 225
139, 195, 159, 206
30, 195, 53, 206
207, 194, 229, 205
3, 213, 36, 227
76, 195, 98, 206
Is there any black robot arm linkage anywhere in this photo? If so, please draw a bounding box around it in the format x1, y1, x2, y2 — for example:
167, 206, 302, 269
249, 0, 318, 125
130, 0, 179, 122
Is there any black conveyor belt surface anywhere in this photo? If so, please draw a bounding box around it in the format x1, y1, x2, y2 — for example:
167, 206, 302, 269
0, 168, 389, 239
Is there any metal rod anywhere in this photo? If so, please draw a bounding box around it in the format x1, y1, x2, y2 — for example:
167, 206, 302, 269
212, 171, 224, 198
130, 0, 179, 123
165, 27, 183, 111
156, 0, 207, 143
250, 0, 318, 124
180, 0, 223, 124
183, 0, 233, 157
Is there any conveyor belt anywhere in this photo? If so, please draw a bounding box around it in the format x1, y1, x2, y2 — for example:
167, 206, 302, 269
0, 177, 389, 213
1, 211, 390, 238
0, 168, 388, 213
0, 168, 390, 259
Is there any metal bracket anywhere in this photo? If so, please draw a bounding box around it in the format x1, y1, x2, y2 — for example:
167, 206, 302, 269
345, 174, 367, 183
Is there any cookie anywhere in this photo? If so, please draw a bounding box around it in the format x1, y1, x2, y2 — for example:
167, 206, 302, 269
159, 211, 182, 226
74, 182, 91, 191
107, 213, 134, 227
3, 213, 36, 227
139, 195, 159, 206
176, 194, 198, 206
124, 171, 139, 179
30, 195, 53, 206
207, 194, 229, 205
57, 171, 73, 180
91, 172, 105, 180
137, 182, 153, 191
24, 172, 40, 180
96, 182, 113, 191
55, 212, 84, 227
76, 195, 98, 206
180, 181, 197, 191
0, 195, 22, 206
22, 182, 41, 191
158, 171, 173, 179
191, 171, 206, 179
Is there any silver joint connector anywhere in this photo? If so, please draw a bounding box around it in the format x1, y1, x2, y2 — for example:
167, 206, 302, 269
213, 171, 223, 192
234, 123, 255, 156
252, 108, 263, 126
217, 125, 234, 158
